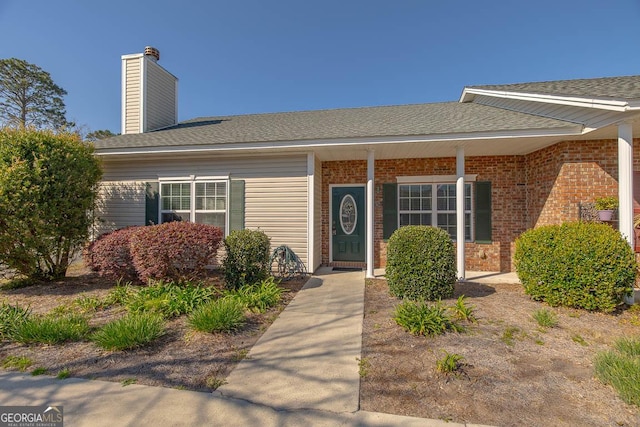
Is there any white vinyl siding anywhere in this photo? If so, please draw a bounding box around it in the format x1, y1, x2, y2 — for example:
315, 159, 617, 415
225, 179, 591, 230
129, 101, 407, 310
312, 156, 322, 272
99, 154, 309, 266
123, 58, 141, 134
145, 60, 177, 132
94, 181, 146, 236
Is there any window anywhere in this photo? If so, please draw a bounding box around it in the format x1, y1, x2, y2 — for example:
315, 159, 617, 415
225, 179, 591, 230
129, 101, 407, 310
398, 183, 472, 241
160, 180, 227, 234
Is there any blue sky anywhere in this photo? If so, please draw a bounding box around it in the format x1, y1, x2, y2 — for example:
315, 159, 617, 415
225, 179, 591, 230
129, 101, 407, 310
1, 0, 640, 134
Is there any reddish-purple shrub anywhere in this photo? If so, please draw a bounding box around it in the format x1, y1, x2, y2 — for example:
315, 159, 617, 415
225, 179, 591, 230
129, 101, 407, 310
130, 222, 223, 282
83, 227, 142, 280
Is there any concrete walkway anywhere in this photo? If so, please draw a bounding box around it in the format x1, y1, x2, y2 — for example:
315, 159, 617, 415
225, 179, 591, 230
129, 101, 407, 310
0, 269, 490, 426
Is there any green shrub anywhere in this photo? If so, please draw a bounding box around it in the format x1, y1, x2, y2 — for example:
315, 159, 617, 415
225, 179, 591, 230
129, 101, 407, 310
91, 312, 165, 351
0, 302, 31, 339
125, 281, 214, 318
393, 300, 464, 336
188, 298, 246, 333
514, 222, 636, 312
11, 314, 89, 344
226, 277, 282, 313
595, 337, 640, 407
0, 129, 102, 280
223, 229, 271, 290
386, 226, 456, 301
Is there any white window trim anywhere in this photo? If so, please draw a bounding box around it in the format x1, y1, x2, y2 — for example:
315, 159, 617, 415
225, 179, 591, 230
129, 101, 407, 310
397, 180, 474, 242
396, 174, 477, 184
159, 176, 230, 235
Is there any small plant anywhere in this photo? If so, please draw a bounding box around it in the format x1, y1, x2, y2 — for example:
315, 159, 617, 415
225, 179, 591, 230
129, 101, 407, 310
572, 334, 588, 346
121, 378, 137, 386
205, 376, 227, 390
532, 308, 558, 329
2, 355, 33, 372
231, 348, 250, 362
104, 280, 136, 306
91, 312, 165, 351
449, 295, 476, 323
393, 300, 464, 337
125, 281, 214, 318
0, 302, 31, 339
615, 337, 640, 357
188, 298, 246, 333
73, 295, 107, 312
11, 314, 89, 344
436, 351, 464, 374
31, 367, 47, 376
357, 357, 371, 378
223, 229, 272, 290
595, 337, 640, 407
225, 277, 282, 313
386, 226, 456, 301
594, 196, 618, 211
501, 326, 522, 346
56, 368, 70, 379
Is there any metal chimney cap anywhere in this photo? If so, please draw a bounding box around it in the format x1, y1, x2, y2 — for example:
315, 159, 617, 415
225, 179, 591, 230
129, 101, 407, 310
144, 46, 160, 61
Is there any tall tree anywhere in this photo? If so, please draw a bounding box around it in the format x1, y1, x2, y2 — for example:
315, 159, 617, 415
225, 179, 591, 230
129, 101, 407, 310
85, 129, 117, 141
0, 58, 68, 129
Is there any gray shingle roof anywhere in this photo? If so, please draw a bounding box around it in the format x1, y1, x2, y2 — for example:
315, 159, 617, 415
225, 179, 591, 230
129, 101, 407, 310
94, 102, 576, 150
469, 75, 640, 100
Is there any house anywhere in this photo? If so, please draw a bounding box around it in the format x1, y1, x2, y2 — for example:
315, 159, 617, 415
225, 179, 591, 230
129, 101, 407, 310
94, 47, 640, 278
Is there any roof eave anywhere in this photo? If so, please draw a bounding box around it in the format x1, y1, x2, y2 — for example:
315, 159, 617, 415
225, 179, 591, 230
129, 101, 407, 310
94, 126, 583, 157
460, 88, 640, 112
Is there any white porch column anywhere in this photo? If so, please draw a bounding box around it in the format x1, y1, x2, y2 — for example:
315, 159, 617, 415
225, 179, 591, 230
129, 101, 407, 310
306, 152, 315, 273
456, 146, 465, 280
618, 121, 634, 248
366, 149, 375, 278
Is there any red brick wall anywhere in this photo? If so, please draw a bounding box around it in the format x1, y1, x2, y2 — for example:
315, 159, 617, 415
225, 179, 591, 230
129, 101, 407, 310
321, 156, 527, 272
320, 138, 640, 273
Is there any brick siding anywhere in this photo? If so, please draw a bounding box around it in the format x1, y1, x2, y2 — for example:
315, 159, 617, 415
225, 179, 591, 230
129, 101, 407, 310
320, 138, 640, 272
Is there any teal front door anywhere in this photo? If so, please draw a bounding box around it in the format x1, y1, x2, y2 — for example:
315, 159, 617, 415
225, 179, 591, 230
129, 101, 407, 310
332, 186, 365, 262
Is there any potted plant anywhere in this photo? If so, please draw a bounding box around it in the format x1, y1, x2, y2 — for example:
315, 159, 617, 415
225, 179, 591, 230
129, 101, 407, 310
594, 196, 618, 221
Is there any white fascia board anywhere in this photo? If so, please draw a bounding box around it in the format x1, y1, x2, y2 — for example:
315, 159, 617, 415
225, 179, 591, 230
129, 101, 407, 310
461, 88, 638, 112
94, 126, 581, 157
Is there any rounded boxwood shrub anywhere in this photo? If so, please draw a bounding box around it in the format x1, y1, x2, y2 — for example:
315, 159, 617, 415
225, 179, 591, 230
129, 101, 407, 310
223, 229, 271, 290
514, 222, 636, 313
386, 225, 456, 301
130, 222, 223, 282
83, 227, 142, 280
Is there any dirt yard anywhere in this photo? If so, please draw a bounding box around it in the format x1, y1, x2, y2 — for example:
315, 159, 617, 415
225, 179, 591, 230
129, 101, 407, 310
0, 267, 305, 392
360, 279, 640, 426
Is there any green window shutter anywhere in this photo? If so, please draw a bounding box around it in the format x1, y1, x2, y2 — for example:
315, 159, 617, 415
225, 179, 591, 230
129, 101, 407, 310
382, 183, 398, 240
475, 181, 492, 243
229, 179, 245, 232
145, 182, 159, 226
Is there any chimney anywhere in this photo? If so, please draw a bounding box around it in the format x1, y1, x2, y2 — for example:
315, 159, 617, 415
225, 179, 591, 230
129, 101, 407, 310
121, 46, 178, 134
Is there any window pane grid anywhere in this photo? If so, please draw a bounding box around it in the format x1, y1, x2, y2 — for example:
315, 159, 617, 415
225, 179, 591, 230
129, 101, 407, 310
399, 183, 472, 241
160, 181, 227, 234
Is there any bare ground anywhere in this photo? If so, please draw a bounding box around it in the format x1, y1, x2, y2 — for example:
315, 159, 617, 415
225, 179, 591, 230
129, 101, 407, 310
360, 279, 640, 427
0, 266, 305, 392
